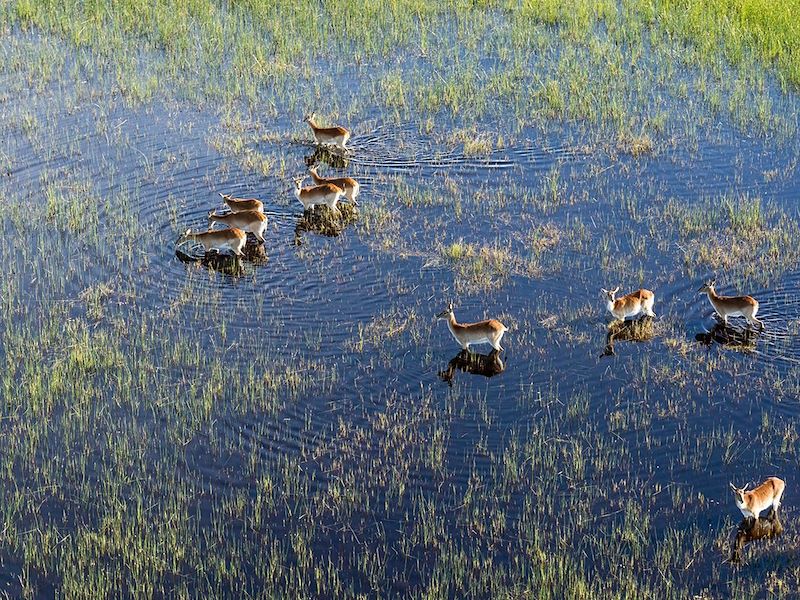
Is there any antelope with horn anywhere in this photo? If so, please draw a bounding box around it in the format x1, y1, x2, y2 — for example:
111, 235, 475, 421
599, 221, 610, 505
218, 192, 264, 213
304, 113, 350, 151
178, 228, 246, 257
699, 279, 763, 329
308, 165, 360, 204
208, 210, 268, 243
436, 303, 508, 352
601, 286, 656, 321
730, 478, 785, 523
292, 176, 344, 214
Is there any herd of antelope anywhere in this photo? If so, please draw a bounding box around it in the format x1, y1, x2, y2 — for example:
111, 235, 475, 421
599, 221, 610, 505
175, 114, 784, 539
438, 280, 780, 537
178, 113, 358, 254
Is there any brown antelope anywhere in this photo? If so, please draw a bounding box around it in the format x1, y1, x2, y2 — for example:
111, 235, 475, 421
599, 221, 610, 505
292, 176, 344, 214
178, 228, 246, 256
438, 349, 505, 386
304, 113, 350, 150
699, 279, 763, 329
218, 192, 264, 213
308, 165, 360, 204
208, 210, 267, 243
436, 303, 508, 351
601, 287, 656, 321
730, 477, 785, 523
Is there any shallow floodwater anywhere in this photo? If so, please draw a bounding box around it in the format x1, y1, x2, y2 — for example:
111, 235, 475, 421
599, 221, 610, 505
2, 32, 800, 598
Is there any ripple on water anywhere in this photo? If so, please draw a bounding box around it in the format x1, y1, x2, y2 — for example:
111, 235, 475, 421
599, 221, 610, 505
345, 120, 582, 179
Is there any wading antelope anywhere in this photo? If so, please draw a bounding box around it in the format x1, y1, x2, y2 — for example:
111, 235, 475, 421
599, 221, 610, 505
601, 287, 656, 321
292, 177, 344, 214
178, 228, 246, 257
304, 114, 350, 150
730, 477, 785, 523
436, 303, 508, 351
699, 279, 763, 329
308, 166, 360, 204
219, 192, 264, 213
208, 210, 268, 243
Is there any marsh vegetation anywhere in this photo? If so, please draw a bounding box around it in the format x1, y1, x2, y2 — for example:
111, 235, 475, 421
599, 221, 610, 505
2, 0, 800, 597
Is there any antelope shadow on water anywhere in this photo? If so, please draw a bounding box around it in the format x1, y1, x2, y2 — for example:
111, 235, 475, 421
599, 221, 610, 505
695, 321, 761, 352
438, 349, 506, 387
730, 509, 783, 563
600, 316, 656, 357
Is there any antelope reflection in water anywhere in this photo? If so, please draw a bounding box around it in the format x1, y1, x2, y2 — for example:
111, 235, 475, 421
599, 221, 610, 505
305, 145, 350, 170
438, 349, 505, 387
695, 322, 760, 352
175, 240, 266, 275
600, 316, 656, 357
730, 509, 783, 563
293, 204, 358, 245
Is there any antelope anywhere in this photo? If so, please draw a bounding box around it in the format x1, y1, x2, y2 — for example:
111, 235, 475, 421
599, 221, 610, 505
730, 477, 785, 523
219, 192, 264, 213
304, 113, 350, 150
292, 176, 344, 214
436, 303, 508, 351
699, 279, 763, 329
601, 287, 656, 321
178, 228, 246, 256
308, 166, 360, 204
208, 210, 268, 243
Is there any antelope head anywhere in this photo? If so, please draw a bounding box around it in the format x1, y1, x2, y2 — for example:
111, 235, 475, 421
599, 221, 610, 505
729, 482, 748, 505
436, 302, 454, 320
601, 286, 620, 302
698, 279, 716, 294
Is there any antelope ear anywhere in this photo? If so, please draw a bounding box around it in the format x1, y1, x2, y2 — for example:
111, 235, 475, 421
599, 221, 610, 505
612, 286, 620, 294
601, 288, 608, 294
729, 482, 737, 492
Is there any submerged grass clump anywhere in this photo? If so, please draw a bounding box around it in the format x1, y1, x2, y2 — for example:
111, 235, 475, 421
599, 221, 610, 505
440, 241, 516, 291
656, 194, 800, 279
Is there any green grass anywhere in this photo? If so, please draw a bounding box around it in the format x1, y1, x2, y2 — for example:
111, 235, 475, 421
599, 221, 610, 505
2, 0, 799, 142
